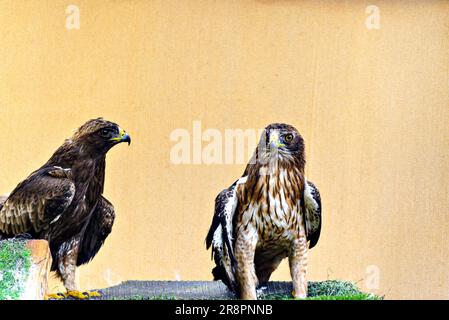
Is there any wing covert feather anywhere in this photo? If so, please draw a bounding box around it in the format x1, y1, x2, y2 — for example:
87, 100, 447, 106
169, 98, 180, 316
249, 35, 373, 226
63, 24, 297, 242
0, 167, 75, 236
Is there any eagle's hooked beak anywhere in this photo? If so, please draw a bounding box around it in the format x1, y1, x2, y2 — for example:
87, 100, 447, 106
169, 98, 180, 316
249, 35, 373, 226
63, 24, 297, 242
111, 128, 131, 145
269, 131, 285, 148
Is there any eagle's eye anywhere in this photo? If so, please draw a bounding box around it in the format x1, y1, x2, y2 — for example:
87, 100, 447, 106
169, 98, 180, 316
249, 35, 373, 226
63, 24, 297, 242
99, 129, 110, 138
284, 133, 293, 143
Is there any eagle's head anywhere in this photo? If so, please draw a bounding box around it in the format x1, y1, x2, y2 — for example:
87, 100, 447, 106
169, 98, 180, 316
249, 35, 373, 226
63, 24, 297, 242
256, 123, 305, 166
71, 118, 131, 154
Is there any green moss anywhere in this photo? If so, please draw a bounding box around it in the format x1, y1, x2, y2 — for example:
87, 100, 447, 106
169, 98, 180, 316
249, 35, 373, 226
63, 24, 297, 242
305, 293, 382, 300
260, 280, 383, 300
308, 280, 369, 297
0, 239, 32, 300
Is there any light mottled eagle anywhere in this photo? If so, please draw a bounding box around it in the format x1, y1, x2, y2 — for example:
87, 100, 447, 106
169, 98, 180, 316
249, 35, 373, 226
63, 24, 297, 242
206, 123, 321, 300
0, 118, 130, 299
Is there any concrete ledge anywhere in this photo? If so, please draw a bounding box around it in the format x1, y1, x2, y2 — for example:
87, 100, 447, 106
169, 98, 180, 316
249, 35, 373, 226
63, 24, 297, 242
21, 240, 52, 300
96, 280, 373, 300
99, 280, 237, 300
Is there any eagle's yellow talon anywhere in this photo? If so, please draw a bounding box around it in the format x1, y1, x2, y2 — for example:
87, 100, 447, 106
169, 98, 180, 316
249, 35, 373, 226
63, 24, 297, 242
87, 290, 102, 298
44, 290, 101, 300
67, 290, 90, 299
65, 290, 102, 299
44, 292, 67, 300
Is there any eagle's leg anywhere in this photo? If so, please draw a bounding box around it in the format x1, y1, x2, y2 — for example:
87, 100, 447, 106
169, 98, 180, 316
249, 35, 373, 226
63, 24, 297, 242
59, 239, 79, 293
45, 236, 101, 300
289, 234, 308, 299
235, 230, 258, 300
45, 236, 80, 300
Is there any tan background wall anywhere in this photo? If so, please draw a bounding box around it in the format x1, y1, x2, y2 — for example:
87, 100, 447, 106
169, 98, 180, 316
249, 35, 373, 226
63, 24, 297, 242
0, 0, 448, 299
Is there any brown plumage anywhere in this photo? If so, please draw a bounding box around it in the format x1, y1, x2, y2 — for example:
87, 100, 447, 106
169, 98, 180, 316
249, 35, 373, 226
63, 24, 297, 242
0, 118, 131, 299
206, 123, 322, 300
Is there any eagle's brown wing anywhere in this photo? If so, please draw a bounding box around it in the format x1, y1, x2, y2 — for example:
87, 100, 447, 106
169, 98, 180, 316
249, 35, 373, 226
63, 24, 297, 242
0, 166, 75, 236
76, 196, 115, 266
206, 177, 248, 293
304, 180, 322, 249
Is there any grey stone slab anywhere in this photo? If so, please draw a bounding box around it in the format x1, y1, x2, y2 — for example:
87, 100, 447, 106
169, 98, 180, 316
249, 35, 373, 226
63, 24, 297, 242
97, 281, 293, 300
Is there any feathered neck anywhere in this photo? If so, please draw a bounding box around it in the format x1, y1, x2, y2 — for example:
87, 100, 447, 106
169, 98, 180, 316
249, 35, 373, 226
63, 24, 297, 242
245, 142, 305, 175
41, 140, 107, 199
241, 146, 306, 203
44, 138, 107, 169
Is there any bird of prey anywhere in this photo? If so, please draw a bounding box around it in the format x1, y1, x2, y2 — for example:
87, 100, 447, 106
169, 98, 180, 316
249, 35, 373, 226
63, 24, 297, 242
206, 123, 322, 300
0, 118, 131, 299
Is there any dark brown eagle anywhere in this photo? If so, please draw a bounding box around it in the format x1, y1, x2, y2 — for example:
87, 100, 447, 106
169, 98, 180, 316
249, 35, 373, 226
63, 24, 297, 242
206, 123, 322, 300
0, 118, 131, 299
